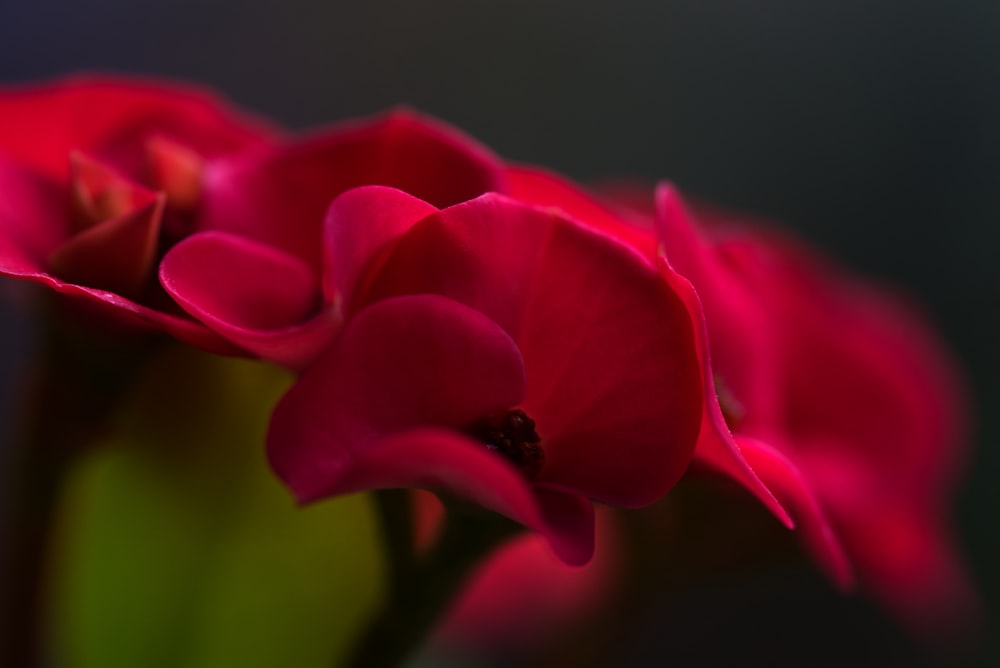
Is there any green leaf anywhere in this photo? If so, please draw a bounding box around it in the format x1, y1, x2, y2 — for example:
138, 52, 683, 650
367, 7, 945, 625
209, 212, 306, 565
47, 344, 385, 668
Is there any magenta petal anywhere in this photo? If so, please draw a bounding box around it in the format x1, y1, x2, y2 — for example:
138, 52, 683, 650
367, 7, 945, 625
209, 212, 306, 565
323, 185, 438, 311
434, 505, 617, 651
796, 447, 979, 633
655, 184, 784, 430
363, 194, 703, 507
160, 231, 335, 367
0, 75, 277, 181
202, 109, 505, 271
505, 165, 657, 259
49, 194, 164, 298
345, 429, 595, 565
656, 257, 793, 528
653, 185, 792, 526
737, 436, 854, 590
0, 157, 66, 275
267, 294, 526, 499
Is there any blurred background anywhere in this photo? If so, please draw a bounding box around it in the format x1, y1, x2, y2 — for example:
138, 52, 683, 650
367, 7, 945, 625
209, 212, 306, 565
0, 0, 996, 665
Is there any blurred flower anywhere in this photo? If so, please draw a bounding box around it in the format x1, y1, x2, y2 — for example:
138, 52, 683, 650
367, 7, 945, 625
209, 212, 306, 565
263, 185, 704, 564
432, 500, 621, 657
655, 185, 977, 632
0, 76, 276, 348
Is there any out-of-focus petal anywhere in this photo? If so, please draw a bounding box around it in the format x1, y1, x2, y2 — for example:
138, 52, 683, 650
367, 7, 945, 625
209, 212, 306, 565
202, 109, 506, 271
434, 506, 620, 652
49, 194, 164, 298
0, 75, 277, 181
798, 446, 979, 634
724, 230, 968, 496
0, 157, 66, 275
655, 184, 784, 432
653, 184, 792, 526
505, 165, 657, 259
737, 436, 853, 589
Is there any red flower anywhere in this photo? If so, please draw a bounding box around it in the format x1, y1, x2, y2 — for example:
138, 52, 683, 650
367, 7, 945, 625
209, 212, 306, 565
263, 186, 704, 563
655, 185, 976, 631
0, 76, 276, 349
159, 109, 509, 367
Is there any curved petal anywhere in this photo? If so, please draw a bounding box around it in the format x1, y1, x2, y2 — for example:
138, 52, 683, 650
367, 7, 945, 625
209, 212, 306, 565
728, 230, 969, 496
267, 294, 527, 501
0, 75, 277, 181
49, 194, 164, 298
505, 165, 657, 259
656, 256, 792, 528
652, 184, 793, 527
160, 231, 338, 367
433, 505, 619, 652
348, 429, 595, 565
202, 109, 506, 271
18, 278, 242, 354
798, 446, 979, 635
655, 184, 784, 430
323, 185, 438, 311
362, 194, 703, 507
737, 436, 853, 590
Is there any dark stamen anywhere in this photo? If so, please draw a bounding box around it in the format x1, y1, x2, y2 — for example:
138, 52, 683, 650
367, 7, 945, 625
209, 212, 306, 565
467, 409, 544, 479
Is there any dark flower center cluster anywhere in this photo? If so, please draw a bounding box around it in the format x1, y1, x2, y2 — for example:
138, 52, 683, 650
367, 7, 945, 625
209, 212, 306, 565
467, 408, 544, 479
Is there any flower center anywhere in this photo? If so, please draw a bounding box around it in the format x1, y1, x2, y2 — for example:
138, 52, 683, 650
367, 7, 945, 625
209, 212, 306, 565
467, 409, 544, 479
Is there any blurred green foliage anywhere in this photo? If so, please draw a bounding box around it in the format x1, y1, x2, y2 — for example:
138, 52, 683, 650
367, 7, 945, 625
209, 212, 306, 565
46, 344, 385, 668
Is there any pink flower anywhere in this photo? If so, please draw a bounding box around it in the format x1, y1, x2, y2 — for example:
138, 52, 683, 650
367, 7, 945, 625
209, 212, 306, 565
655, 185, 976, 632
262, 185, 705, 564
0, 76, 276, 349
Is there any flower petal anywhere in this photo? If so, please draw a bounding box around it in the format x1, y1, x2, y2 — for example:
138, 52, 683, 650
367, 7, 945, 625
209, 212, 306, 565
347, 430, 595, 565
730, 230, 969, 496
736, 436, 853, 589
362, 194, 704, 507
160, 231, 336, 368
0, 75, 277, 181
323, 185, 438, 312
433, 505, 619, 652
654, 185, 793, 527
0, 157, 66, 275
505, 165, 657, 259
49, 194, 164, 299
267, 294, 527, 501
797, 446, 979, 635
202, 109, 506, 271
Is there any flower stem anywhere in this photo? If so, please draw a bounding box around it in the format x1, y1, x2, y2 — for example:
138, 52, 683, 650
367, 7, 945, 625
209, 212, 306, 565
345, 489, 518, 668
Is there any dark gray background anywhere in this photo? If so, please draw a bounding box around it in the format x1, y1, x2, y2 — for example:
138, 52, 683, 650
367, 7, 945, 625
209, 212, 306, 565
0, 1, 996, 665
